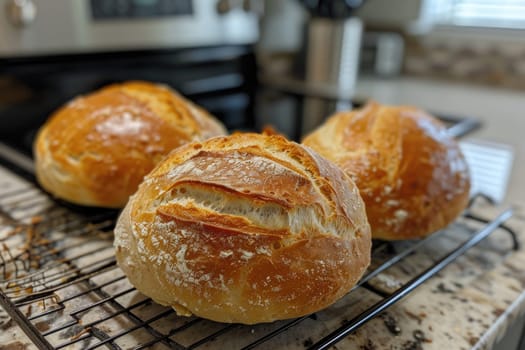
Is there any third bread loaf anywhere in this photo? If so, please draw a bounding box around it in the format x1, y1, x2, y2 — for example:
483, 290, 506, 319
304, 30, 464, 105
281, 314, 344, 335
302, 102, 470, 240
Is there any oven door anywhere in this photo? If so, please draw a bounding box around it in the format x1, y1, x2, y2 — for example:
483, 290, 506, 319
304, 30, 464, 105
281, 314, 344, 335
0, 45, 257, 175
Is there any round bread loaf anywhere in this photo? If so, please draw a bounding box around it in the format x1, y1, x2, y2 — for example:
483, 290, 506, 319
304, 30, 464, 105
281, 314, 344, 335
302, 102, 470, 240
34, 81, 226, 208
114, 131, 371, 324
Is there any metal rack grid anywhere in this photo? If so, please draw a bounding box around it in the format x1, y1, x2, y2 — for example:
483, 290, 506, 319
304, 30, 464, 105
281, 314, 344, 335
0, 168, 519, 349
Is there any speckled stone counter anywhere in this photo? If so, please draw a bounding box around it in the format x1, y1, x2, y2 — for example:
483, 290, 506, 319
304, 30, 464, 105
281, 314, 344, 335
333, 202, 525, 350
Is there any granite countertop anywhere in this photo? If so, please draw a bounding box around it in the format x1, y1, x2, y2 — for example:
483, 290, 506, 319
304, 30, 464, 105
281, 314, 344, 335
335, 202, 525, 350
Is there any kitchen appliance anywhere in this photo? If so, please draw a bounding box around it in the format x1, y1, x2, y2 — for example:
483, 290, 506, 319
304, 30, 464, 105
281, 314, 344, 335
255, 0, 364, 139
0, 0, 260, 169
298, 15, 362, 135
0, 46, 258, 160
297, 0, 364, 136
0, 0, 259, 56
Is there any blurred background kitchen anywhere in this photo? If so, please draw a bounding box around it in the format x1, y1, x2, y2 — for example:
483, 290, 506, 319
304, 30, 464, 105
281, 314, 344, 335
0, 0, 524, 206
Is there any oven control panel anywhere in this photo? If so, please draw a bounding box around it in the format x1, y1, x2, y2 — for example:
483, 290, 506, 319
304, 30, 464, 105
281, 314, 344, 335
0, 0, 259, 57
90, 0, 193, 20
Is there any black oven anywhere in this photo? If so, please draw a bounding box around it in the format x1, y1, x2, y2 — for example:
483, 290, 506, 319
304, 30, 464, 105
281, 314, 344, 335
0, 0, 260, 176
0, 46, 258, 178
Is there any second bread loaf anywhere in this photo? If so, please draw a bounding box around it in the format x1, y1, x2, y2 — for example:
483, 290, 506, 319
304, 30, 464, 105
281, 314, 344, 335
34, 81, 227, 208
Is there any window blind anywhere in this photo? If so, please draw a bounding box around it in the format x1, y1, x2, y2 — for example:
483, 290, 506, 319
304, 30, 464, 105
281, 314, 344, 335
440, 0, 525, 28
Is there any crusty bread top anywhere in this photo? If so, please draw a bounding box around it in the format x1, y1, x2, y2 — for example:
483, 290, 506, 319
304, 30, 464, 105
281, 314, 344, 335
133, 131, 369, 241
114, 131, 371, 323
34, 81, 226, 208
302, 102, 471, 240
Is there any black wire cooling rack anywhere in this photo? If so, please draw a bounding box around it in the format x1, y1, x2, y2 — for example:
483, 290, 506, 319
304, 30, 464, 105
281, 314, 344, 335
0, 166, 519, 350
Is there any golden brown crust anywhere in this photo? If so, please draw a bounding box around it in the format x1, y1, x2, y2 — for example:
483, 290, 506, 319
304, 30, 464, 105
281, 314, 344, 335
302, 102, 470, 240
34, 81, 226, 208
114, 131, 371, 324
